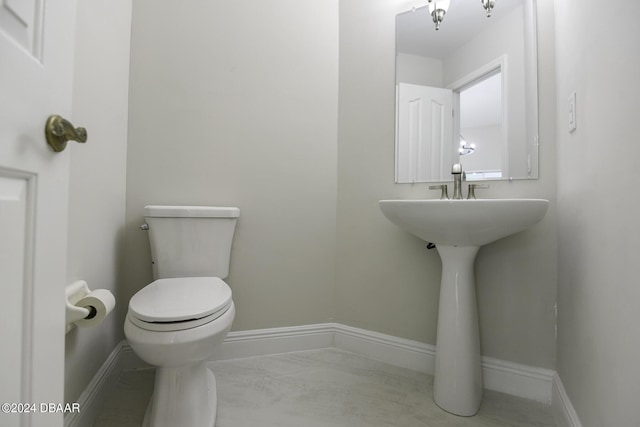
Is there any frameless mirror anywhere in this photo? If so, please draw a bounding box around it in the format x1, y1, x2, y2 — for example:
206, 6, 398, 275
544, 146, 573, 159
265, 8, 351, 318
395, 0, 538, 183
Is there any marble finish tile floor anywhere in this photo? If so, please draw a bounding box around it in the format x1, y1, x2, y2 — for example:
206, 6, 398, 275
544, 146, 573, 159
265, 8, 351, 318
93, 348, 557, 427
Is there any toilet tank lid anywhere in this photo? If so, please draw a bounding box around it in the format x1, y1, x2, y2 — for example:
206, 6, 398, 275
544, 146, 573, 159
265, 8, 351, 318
144, 205, 240, 218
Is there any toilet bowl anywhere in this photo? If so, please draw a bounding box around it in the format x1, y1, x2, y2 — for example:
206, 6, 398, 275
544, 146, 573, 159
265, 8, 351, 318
125, 205, 240, 427
125, 278, 235, 427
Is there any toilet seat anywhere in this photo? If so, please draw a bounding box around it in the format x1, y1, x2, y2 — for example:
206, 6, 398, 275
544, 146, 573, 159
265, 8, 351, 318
128, 277, 232, 332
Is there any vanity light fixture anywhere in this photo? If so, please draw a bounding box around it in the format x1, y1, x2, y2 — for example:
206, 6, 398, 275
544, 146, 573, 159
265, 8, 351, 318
426, 0, 497, 30
427, 0, 450, 30
481, 0, 496, 17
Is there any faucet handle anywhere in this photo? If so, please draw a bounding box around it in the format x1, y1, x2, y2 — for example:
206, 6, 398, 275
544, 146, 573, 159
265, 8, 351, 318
429, 184, 449, 200
467, 183, 489, 199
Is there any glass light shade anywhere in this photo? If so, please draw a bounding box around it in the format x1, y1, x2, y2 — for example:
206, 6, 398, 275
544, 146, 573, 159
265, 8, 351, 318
481, 0, 496, 17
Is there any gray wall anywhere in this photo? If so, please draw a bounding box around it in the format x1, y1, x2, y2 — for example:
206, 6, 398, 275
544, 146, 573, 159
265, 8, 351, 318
123, 0, 557, 375
555, 1, 640, 425
124, 0, 339, 332
65, 2, 640, 424
65, 0, 132, 403
336, 0, 557, 369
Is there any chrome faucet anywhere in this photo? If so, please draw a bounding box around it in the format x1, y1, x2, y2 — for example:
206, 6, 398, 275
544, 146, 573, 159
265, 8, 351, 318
451, 163, 465, 199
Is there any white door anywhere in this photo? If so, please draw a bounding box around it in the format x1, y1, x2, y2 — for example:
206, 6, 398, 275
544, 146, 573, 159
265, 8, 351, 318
0, 1, 77, 426
396, 83, 453, 183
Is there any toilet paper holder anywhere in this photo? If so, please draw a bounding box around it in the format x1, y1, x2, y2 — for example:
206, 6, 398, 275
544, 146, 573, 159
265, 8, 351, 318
65, 280, 115, 333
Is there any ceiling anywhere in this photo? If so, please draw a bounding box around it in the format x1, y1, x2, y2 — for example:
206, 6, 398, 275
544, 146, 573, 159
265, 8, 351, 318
396, 0, 523, 60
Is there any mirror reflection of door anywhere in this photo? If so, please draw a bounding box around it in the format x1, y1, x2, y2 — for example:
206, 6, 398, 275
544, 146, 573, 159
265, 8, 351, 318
396, 83, 453, 183
396, 67, 504, 183
458, 71, 505, 180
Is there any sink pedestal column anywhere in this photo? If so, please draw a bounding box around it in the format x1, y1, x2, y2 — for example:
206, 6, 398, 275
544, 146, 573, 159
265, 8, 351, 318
433, 245, 482, 416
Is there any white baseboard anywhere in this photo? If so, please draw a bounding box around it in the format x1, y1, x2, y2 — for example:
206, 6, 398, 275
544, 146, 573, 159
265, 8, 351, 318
333, 323, 436, 373
552, 372, 583, 427
481, 355, 554, 404
74, 323, 568, 426
211, 323, 335, 360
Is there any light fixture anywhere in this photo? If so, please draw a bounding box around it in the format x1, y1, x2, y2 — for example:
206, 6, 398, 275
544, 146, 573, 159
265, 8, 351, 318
426, 0, 497, 30
459, 135, 476, 156
427, 0, 450, 31
481, 0, 496, 17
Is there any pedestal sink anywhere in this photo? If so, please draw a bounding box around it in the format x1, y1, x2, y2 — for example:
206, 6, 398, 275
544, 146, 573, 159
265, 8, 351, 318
378, 199, 549, 416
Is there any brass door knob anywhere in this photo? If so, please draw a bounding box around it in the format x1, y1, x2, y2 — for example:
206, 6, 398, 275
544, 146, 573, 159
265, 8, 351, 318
45, 115, 87, 152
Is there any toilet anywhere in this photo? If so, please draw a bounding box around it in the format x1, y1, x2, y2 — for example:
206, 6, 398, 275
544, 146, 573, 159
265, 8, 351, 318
124, 205, 240, 427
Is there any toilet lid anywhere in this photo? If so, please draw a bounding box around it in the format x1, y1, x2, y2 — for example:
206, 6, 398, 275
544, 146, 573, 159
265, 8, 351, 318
129, 277, 232, 323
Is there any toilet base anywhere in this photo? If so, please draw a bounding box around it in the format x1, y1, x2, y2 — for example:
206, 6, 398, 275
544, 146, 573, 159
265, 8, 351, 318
142, 363, 217, 427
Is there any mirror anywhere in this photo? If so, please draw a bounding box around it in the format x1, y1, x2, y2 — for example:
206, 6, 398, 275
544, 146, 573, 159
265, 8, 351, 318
395, 0, 538, 183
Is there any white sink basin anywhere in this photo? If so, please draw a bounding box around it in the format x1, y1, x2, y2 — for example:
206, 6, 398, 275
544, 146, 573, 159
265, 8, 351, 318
378, 198, 548, 416
378, 199, 549, 247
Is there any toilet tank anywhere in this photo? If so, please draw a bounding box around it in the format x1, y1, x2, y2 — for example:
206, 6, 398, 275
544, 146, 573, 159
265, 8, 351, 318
144, 205, 240, 280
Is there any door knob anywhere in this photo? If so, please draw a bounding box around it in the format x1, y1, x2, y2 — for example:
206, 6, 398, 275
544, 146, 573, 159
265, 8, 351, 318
45, 114, 88, 152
